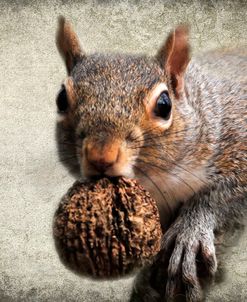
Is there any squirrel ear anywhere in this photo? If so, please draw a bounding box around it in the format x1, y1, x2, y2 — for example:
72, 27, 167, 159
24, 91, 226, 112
156, 25, 190, 98
56, 16, 85, 74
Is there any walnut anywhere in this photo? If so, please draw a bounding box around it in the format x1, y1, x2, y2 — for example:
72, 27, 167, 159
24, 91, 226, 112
53, 177, 162, 278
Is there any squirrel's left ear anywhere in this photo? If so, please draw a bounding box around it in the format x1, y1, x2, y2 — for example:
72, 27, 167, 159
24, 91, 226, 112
56, 16, 85, 74
156, 25, 190, 98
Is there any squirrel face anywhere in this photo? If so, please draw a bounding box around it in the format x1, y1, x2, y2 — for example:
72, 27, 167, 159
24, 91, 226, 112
58, 54, 174, 178
56, 17, 191, 190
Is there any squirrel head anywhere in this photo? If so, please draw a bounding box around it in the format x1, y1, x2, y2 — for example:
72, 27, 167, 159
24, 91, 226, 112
56, 16, 190, 180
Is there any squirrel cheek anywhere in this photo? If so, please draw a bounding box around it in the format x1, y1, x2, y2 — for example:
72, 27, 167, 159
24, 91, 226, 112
78, 142, 91, 178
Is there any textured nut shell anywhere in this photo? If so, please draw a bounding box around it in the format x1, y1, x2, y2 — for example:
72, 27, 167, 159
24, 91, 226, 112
53, 177, 162, 278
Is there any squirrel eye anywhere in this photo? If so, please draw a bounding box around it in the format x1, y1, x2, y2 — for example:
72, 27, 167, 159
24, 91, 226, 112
154, 91, 172, 120
78, 131, 86, 140
56, 85, 68, 113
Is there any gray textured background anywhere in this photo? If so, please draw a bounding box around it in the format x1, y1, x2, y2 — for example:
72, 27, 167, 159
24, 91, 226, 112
0, 0, 246, 301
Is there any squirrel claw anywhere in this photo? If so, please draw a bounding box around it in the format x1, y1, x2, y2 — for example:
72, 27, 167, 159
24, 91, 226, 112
161, 217, 217, 302
131, 216, 217, 302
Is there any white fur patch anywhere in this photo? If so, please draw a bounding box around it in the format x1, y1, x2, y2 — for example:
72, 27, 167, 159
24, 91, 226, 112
133, 164, 207, 227
144, 82, 173, 130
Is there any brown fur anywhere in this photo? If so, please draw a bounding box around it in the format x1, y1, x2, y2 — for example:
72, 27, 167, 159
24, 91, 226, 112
56, 16, 84, 74
56, 17, 247, 302
157, 25, 190, 98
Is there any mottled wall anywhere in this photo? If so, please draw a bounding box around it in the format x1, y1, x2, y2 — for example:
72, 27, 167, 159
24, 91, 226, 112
0, 1, 246, 301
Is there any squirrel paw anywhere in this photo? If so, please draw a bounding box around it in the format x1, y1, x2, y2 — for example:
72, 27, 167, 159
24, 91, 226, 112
131, 216, 217, 302
161, 216, 217, 301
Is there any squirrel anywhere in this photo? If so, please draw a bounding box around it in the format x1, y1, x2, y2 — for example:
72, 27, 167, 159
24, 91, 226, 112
55, 16, 247, 302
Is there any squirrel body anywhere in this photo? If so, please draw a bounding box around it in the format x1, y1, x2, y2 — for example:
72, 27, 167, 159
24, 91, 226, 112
56, 17, 247, 301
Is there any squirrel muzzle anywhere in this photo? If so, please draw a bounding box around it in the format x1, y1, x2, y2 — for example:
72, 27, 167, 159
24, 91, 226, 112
84, 139, 121, 175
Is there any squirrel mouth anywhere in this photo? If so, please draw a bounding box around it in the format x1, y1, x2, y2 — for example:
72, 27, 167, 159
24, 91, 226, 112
84, 168, 134, 181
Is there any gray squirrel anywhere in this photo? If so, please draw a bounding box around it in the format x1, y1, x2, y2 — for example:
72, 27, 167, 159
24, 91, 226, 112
56, 16, 247, 301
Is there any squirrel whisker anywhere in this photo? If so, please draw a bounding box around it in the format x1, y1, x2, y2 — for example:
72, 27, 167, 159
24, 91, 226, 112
58, 155, 78, 163
136, 158, 197, 197
131, 126, 196, 146
141, 162, 175, 216
58, 141, 80, 147
133, 164, 170, 209
138, 152, 207, 186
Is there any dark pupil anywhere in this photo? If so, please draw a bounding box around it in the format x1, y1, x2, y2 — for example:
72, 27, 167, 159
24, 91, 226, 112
155, 92, 172, 119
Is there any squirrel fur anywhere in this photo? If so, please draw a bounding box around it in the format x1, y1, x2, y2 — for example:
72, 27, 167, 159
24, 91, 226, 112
56, 16, 247, 302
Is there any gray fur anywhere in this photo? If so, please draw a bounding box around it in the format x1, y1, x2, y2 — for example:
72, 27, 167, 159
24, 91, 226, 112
56, 19, 247, 301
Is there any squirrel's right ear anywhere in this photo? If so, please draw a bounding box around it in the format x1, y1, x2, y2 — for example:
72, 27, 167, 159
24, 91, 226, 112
56, 16, 85, 74
156, 25, 190, 98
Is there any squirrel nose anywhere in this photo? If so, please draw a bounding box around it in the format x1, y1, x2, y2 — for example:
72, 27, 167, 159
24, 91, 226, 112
85, 140, 120, 173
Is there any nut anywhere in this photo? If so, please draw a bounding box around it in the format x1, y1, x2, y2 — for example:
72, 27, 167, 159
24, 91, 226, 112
53, 177, 162, 278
